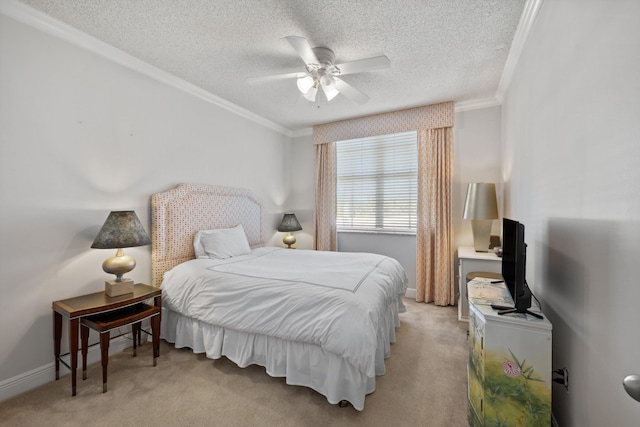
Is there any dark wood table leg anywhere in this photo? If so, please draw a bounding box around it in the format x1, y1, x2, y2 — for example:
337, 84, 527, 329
155, 295, 162, 358
69, 318, 79, 396
53, 311, 62, 381
100, 331, 110, 393
132, 322, 140, 357
151, 313, 160, 366
81, 325, 89, 380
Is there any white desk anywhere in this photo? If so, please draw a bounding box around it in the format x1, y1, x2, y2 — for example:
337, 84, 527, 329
457, 246, 501, 321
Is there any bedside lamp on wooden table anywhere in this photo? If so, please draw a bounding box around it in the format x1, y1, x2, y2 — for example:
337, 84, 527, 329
278, 212, 302, 249
91, 211, 151, 297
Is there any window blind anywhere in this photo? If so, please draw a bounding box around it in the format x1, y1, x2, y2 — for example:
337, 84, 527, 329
336, 131, 418, 233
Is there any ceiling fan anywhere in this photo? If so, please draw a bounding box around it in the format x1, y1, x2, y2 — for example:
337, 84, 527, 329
247, 36, 390, 104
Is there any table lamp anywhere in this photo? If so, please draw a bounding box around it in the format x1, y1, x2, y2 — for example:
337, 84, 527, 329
91, 211, 151, 296
277, 213, 302, 249
463, 183, 499, 252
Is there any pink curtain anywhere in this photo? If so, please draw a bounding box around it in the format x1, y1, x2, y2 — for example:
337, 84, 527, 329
416, 128, 455, 305
312, 102, 455, 305
313, 142, 337, 251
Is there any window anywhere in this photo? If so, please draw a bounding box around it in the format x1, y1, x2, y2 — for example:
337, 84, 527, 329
336, 131, 418, 233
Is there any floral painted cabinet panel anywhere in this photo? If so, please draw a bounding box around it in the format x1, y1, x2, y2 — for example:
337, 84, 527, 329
467, 294, 552, 427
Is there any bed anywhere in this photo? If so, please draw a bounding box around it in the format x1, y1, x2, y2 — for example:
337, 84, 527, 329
151, 183, 408, 410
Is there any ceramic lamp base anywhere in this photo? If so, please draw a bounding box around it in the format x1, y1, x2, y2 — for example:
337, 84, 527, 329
105, 278, 134, 297
471, 219, 493, 252
282, 233, 296, 249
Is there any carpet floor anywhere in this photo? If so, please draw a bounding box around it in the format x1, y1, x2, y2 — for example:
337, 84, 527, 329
0, 299, 469, 427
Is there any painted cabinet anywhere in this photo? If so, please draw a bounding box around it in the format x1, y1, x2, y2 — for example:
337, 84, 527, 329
467, 280, 552, 427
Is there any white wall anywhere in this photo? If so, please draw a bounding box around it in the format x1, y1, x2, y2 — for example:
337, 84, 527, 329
268, 134, 315, 250
0, 13, 292, 397
502, 0, 640, 425
454, 105, 503, 248
337, 232, 417, 294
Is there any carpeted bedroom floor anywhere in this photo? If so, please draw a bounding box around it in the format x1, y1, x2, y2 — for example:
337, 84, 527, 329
0, 299, 469, 427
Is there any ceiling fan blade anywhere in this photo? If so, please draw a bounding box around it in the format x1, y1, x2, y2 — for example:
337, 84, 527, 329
286, 36, 319, 65
333, 78, 370, 104
246, 71, 307, 85
335, 55, 390, 75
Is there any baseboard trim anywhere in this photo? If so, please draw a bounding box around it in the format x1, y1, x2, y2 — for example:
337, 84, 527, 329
404, 288, 417, 299
0, 336, 130, 403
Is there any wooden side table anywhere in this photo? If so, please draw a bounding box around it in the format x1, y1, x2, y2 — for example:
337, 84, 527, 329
52, 283, 161, 396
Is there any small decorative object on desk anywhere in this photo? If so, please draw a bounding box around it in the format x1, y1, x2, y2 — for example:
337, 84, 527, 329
468, 277, 512, 306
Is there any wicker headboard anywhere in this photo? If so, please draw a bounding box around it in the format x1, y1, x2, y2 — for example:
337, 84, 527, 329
151, 183, 264, 286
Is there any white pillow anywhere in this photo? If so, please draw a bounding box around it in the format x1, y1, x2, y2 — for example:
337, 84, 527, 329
194, 225, 251, 259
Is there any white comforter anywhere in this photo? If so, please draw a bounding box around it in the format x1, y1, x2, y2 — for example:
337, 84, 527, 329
161, 247, 408, 376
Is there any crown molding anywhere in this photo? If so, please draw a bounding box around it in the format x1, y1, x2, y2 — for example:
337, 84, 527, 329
290, 128, 313, 138
455, 97, 501, 112
495, 0, 544, 102
452, 1, 544, 113
0, 0, 297, 138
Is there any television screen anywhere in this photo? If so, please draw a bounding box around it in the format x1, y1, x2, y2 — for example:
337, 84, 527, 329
501, 218, 520, 299
500, 218, 535, 315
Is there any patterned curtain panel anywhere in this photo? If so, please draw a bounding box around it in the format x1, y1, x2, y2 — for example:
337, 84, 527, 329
313, 142, 337, 251
312, 102, 455, 305
416, 127, 455, 305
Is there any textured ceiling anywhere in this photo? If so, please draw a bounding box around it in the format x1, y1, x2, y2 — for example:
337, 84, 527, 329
18, 0, 527, 132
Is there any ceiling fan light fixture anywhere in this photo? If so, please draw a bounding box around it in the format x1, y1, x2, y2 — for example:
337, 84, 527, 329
320, 75, 335, 88
302, 84, 318, 102
296, 76, 315, 94
322, 85, 340, 101
249, 36, 388, 105
319, 75, 339, 101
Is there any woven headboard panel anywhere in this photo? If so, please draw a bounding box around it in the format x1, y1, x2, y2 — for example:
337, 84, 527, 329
151, 183, 264, 286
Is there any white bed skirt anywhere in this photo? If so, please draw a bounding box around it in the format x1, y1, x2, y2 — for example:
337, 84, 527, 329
160, 297, 404, 411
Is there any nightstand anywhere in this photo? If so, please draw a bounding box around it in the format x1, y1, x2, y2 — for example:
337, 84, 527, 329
52, 283, 161, 395
457, 247, 501, 321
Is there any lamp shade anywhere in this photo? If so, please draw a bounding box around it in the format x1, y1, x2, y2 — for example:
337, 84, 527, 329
302, 85, 318, 102
277, 213, 302, 232
463, 183, 499, 220
91, 211, 151, 249
296, 76, 314, 94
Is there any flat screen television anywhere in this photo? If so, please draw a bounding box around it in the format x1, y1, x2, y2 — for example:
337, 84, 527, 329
495, 218, 542, 319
